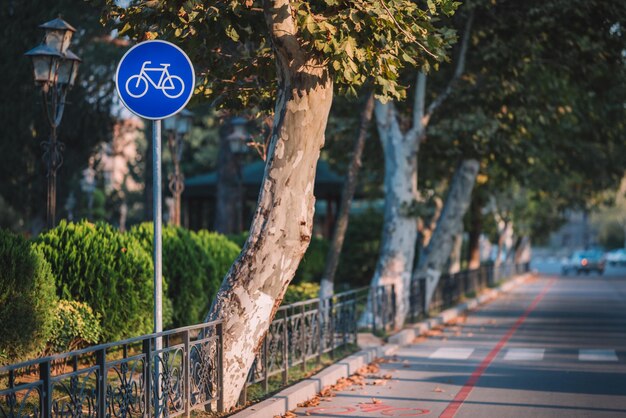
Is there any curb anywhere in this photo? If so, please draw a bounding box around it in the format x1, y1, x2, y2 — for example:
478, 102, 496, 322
232, 271, 535, 417
231, 344, 398, 417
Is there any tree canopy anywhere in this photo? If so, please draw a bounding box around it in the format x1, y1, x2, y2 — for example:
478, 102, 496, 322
105, 0, 460, 108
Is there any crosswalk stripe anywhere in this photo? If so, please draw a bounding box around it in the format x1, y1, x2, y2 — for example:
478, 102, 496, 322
578, 349, 618, 361
429, 348, 474, 360
503, 348, 545, 361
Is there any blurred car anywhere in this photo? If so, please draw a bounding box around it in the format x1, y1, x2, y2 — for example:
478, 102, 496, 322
605, 248, 626, 266
561, 250, 605, 275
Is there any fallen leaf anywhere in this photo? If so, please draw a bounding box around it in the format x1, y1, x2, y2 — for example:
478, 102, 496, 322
433, 386, 445, 393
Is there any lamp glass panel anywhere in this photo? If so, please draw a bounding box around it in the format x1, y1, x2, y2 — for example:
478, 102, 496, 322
61, 30, 73, 53
32, 55, 56, 83
229, 137, 248, 154
69, 61, 80, 86
176, 117, 191, 134
57, 58, 73, 84
44, 30, 66, 53
163, 116, 177, 131
232, 125, 248, 140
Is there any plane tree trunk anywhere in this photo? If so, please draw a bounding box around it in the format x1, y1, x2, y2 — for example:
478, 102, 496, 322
365, 11, 474, 327
414, 159, 480, 309
467, 192, 483, 269
205, 0, 333, 408
449, 228, 463, 274
366, 99, 421, 328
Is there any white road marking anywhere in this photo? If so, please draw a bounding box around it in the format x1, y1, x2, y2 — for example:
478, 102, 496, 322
579, 349, 618, 361
429, 348, 474, 360
503, 348, 545, 361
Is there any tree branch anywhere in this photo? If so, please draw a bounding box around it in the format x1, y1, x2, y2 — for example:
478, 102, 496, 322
263, 0, 305, 70
423, 10, 475, 126
406, 71, 427, 144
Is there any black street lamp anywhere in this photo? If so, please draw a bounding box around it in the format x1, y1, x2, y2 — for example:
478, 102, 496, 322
163, 109, 193, 226
25, 17, 81, 229
215, 117, 250, 234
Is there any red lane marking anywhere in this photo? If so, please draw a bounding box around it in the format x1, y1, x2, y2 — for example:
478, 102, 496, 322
439, 278, 556, 418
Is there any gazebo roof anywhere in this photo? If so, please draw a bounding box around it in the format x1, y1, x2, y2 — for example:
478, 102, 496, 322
184, 160, 344, 199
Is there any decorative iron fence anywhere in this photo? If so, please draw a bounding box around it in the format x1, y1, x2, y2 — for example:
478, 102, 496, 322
0, 321, 223, 417
427, 262, 530, 313
1, 262, 529, 416
238, 284, 396, 403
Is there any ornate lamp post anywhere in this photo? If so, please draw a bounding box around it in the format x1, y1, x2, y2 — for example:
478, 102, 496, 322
163, 109, 193, 226
25, 17, 81, 229
215, 117, 250, 234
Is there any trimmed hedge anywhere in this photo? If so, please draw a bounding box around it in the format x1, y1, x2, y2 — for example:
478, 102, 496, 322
36, 220, 166, 341
130, 224, 240, 327
47, 300, 102, 354
0, 229, 57, 364
283, 282, 320, 305
191, 230, 240, 313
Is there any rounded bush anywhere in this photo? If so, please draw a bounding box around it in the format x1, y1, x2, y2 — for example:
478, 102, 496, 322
36, 220, 165, 341
191, 230, 240, 312
0, 229, 57, 364
283, 282, 320, 305
129, 224, 240, 327
47, 300, 102, 354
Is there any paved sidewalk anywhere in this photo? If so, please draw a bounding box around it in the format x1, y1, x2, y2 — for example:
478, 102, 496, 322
290, 275, 626, 417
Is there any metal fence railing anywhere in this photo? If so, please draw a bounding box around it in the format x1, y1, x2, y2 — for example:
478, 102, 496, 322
0, 321, 224, 417
427, 262, 530, 313
1, 262, 530, 416
238, 283, 396, 403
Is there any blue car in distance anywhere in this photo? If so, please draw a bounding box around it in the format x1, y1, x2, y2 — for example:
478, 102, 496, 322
561, 250, 606, 275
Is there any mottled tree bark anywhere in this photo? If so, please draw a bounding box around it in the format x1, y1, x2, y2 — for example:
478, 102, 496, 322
467, 193, 483, 269
366, 98, 421, 328
514, 236, 531, 264
415, 159, 480, 309
448, 228, 463, 274
319, 92, 375, 299
366, 12, 474, 326
205, 0, 333, 408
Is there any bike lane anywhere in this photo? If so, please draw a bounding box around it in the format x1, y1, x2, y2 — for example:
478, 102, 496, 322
291, 277, 556, 417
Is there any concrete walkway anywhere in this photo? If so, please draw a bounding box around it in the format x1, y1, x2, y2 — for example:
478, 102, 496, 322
290, 274, 626, 417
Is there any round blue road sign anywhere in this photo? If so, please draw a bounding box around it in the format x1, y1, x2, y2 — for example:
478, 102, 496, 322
116, 40, 195, 120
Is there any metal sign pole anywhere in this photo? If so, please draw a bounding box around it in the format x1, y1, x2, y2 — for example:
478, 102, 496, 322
153, 119, 163, 417
115, 40, 193, 415
153, 118, 163, 338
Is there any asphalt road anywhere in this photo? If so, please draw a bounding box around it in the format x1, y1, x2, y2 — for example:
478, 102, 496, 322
294, 265, 626, 417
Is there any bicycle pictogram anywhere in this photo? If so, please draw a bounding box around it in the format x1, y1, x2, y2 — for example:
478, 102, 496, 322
125, 61, 185, 99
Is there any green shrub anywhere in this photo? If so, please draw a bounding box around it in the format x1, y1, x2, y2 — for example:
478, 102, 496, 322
226, 232, 248, 249
0, 229, 57, 364
283, 282, 320, 305
336, 209, 383, 288
130, 224, 240, 327
47, 300, 102, 354
36, 220, 165, 341
191, 230, 241, 311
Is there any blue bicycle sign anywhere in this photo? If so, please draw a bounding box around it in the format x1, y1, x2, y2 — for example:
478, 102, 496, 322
116, 40, 194, 120
125, 61, 185, 99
